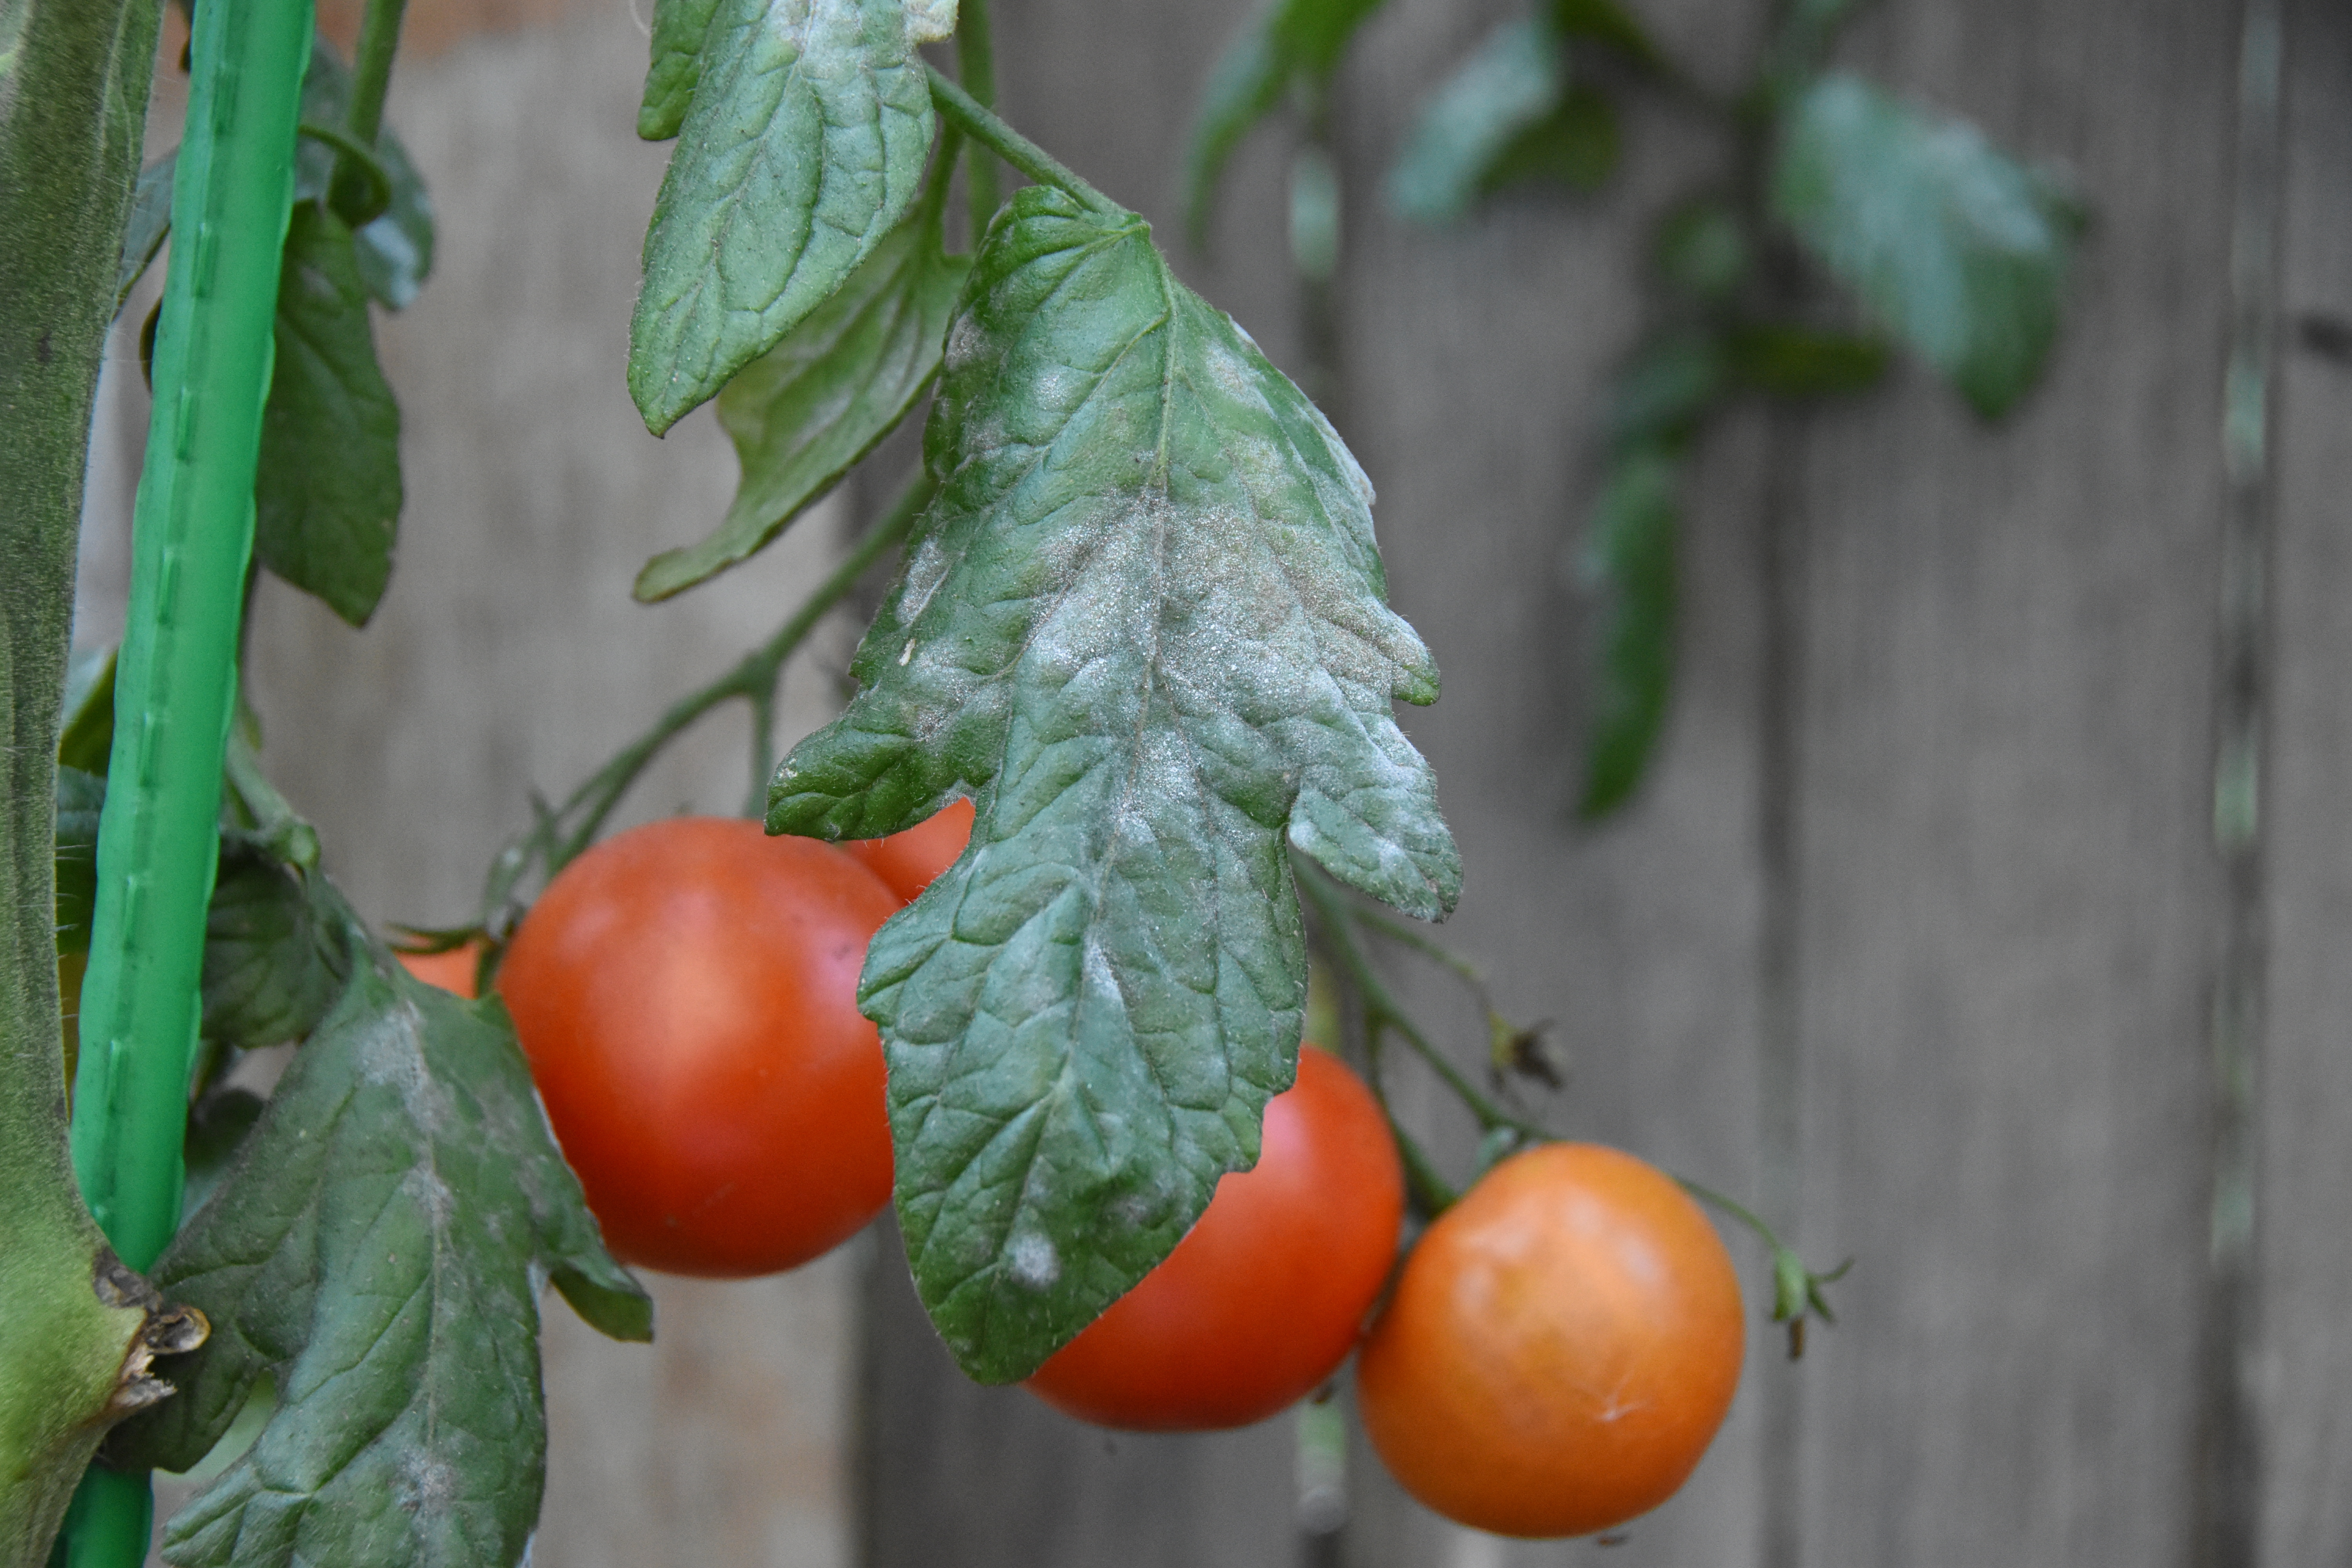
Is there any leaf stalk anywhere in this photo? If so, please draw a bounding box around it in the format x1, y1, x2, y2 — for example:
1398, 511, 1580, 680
955, 0, 1001, 235
924, 64, 1123, 218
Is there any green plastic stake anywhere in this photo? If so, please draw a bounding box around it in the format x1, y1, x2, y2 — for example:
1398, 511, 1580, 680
61, 0, 316, 1560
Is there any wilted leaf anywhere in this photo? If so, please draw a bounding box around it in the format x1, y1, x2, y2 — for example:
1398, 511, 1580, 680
254, 201, 401, 627
769, 187, 1457, 1382
636, 204, 969, 601
1771, 73, 2080, 416
114, 941, 651, 1567
1576, 445, 1679, 818
638, 0, 722, 140
1181, 0, 1388, 241
1389, 16, 1570, 225
630, 0, 940, 433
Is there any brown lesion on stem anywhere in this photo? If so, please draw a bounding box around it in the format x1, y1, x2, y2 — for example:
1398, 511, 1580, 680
90, 1252, 209, 1424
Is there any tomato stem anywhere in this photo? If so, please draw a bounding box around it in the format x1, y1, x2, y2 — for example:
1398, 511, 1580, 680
331, 0, 409, 221
1673, 1174, 1851, 1357
955, 0, 1000, 238
925, 65, 1123, 219
473, 472, 936, 937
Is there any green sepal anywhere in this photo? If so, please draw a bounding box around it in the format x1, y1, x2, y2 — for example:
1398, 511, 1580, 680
107, 923, 652, 1566
638, 0, 722, 140
769, 186, 1456, 1383
1575, 445, 1679, 819
253, 200, 402, 627
628, 0, 946, 433
635, 205, 969, 601
1771, 73, 2082, 416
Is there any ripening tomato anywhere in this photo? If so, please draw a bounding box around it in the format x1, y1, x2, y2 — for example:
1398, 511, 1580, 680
396, 944, 479, 998
842, 797, 974, 903
1023, 1046, 1404, 1431
1355, 1142, 1745, 1538
498, 816, 899, 1277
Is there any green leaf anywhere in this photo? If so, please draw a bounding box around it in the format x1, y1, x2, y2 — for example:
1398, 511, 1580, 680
1477, 83, 1617, 196
629, 0, 946, 434
112, 943, 652, 1564
1654, 198, 1748, 303
635, 207, 969, 602
199, 835, 350, 1051
638, 0, 722, 140
1606, 327, 1725, 448
254, 201, 402, 627
180, 1087, 265, 1221
768, 186, 1458, 1382
1576, 445, 1679, 819
1182, 0, 1388, 242
1388, 16, 1566, 225
53, 767, 104, 958
1549, 0, 1667, 70
1726, 322, 1889, 397
1771, 73, 2081, 416
56, 643, 116, 774
293, 34, 434, 310
115, 149, 175, 314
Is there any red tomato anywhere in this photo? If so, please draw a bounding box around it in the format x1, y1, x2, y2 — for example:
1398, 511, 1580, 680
498, 817, 899, 1277
396, 944, 479, 998
1356, 1143, 1745, 1537
1024, 1047, 1404, 1430
842, 797, 974, 903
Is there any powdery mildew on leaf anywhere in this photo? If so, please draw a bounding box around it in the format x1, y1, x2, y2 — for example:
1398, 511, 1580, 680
628, 0, 938, 432
113, 956, 648, 1568
769, 186, 1457, 1381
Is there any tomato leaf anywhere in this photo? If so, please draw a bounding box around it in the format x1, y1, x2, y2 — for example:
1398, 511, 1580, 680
769, 187, 1458, 1382
1606, 327, 1725, 448
1388, 16, 1569, 225
53, 766, 104, 958
110, 930, 652, 1564
293, 33, 434, 310
115, 149, 175, 315
1476, 83, 1618, 198
254, 201, 402, 628
1181, 0, 1388, 243
1575, 445, 1680, 819
1770, 73, 2081, 417
1725, 322, 1889, 397
637, 0, 722, 141
628, 0, 949, 434
198, 835, 352, 1052
1548, 0, 1667, 71
635, 205, 969, 602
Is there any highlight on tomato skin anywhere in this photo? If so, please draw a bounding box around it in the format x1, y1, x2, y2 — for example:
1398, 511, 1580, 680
1022, 1046, 1404, 1432
497, 816, 901, 1279
842, 797, 975, 903
1355, 1142, 1746, 1539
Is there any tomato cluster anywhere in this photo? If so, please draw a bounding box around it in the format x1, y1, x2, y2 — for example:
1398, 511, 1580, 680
435, 809, 1746, 1538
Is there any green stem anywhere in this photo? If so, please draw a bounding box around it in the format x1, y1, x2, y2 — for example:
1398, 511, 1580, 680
295, 123, 391, 225
955, 0, 1000, 237
480, 474, 934, 928
1294, 856, 1550, 1145
330, 0, 408, 220
924, 64, 1123, 218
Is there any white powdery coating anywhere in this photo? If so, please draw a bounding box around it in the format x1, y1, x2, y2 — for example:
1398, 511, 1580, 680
1006, 1230, 1060, 1290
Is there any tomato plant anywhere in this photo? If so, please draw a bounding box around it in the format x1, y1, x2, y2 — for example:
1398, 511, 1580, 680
498, 817, 899, 1278
1024, 1047, 1402, 1431
1356, 1143, 1744, 1539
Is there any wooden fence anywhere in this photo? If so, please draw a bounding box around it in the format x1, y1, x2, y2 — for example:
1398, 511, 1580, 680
81, 0, 2352, 1562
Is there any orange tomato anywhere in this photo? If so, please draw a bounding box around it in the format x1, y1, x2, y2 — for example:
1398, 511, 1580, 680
842, 797, 974, 903
1024, 1047, 1403, 1430
1355, 1142, 1744, 1537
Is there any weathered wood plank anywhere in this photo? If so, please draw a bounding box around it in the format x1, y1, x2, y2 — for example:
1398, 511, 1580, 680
1788, 2, 2238, 1561
2259, 0, 2352, 1555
